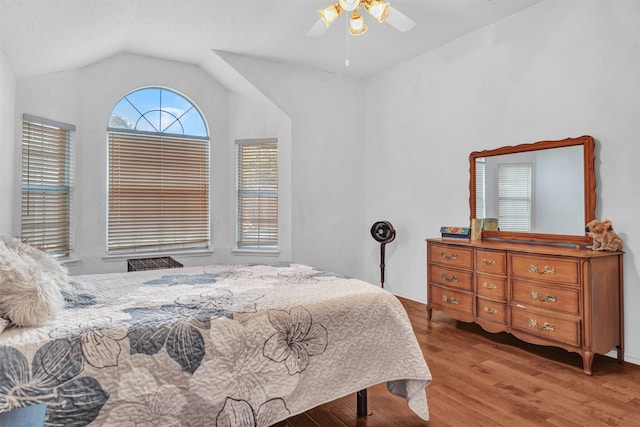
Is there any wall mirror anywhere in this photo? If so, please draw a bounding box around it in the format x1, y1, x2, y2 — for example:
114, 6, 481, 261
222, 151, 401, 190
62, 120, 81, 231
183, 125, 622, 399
469, 136, 596, 246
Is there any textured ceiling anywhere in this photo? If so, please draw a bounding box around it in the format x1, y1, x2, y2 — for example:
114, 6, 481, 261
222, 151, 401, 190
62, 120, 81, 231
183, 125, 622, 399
0, 0, 541, 78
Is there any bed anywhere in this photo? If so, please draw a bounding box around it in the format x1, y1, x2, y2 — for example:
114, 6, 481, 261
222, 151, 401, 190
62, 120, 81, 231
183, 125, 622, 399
0, 262, 431, 426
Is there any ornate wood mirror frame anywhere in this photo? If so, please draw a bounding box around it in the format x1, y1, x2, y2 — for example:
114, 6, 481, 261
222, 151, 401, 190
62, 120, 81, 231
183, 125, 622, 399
469, 135, 596, 246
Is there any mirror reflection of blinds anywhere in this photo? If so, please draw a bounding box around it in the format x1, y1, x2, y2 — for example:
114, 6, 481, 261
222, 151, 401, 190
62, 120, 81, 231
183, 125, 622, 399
498, 163, 532, 232
21, 115, 74, 257
475, 158, 486, 218
236, 139, 278, 249
108, 132, 209, 252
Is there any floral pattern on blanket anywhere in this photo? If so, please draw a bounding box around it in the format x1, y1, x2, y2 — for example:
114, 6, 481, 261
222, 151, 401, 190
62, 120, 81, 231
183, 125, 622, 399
217, 397, 290, 427
125, 303, 232, 374
103, 368, 188, 426
49, 316, 128, 369
263, 306, 328, 375
0, 263, 432, 426
143, 272, 220, 286
0, 340, 109, 426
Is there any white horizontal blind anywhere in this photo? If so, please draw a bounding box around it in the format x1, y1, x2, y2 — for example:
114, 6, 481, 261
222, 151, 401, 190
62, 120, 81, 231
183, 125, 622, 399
475, 158, 486, 218
237, 139, 278, 249
498, 163, 532, 232
108, 132, 209, 252
21, 116, 74, 257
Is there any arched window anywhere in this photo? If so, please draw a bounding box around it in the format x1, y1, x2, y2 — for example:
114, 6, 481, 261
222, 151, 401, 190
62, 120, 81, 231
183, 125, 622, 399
107, 87, 209, 253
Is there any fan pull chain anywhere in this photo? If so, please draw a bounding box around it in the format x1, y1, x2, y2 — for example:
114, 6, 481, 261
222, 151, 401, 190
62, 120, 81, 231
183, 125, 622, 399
345, 18, 350, 67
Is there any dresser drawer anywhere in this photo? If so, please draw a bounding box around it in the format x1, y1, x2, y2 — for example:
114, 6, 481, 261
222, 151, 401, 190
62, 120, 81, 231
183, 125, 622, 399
475, 250, 506, 275
511, 280, 580, 315
429, 244, 473, 269
430, 285, 473, 315
429, 265, 473, 291
477, 273, 507, 299
511, 307, 580, 347
510, 254, 579, 285
477, 298, 507, 325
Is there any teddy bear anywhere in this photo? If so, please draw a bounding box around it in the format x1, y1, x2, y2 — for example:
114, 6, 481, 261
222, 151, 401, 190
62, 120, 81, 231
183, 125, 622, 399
585, 219, 624, 251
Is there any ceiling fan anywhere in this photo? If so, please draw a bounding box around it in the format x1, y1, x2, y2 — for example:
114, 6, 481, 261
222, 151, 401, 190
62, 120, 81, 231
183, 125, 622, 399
307, 0, 416, 37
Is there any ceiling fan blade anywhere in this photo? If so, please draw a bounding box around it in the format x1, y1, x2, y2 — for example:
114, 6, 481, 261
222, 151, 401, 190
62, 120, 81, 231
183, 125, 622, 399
306, 18, 328, 37
385, 6, 416, 32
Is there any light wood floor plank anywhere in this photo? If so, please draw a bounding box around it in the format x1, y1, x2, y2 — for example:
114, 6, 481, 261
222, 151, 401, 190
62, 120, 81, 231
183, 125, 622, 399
274, 297, 640, 426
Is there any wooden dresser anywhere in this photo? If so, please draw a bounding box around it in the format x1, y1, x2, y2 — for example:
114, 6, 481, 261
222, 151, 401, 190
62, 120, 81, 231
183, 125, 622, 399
426, 238, 623, 375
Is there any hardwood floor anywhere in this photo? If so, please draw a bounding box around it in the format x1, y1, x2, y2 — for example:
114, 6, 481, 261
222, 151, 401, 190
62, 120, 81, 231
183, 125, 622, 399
274, 297, 640, 427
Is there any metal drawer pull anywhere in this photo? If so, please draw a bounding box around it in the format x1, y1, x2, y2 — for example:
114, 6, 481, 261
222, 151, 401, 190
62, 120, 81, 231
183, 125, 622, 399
442, 295, 459, 305
483, 307, 498, 314
528, 319, 556, 332
440, 273, 458, 283
530, 291, 557, 303
440, 252, 458, 260
482, 258, 496, 265
481, 282, 497, 289
529, 264, 556, 275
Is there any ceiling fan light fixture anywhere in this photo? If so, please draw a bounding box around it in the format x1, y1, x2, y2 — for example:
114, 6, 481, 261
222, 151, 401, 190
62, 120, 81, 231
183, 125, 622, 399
364, 0, 390, 23
339, 0, 361, 12
349, 10, 367, 36
318, 3, 343, 27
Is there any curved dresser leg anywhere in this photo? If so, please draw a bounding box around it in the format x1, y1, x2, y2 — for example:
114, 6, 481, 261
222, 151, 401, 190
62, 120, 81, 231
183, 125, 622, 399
582, 351, 594, 376
426, 307, 432, 321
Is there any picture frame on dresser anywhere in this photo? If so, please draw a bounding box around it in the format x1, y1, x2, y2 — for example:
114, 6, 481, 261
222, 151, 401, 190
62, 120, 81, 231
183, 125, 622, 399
426, 136, 624, 376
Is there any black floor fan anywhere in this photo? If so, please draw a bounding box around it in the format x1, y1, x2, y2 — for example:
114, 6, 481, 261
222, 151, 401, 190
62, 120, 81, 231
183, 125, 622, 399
358, 221, 397, 417
370, 220, 396, 289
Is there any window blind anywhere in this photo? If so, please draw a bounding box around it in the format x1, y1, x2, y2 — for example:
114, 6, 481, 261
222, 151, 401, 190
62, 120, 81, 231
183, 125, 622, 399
475, 158, 486, 218
498, 163, 532, 232
108, 132, 209, 252
21, 116, 74, 257
237, 139, 278, 249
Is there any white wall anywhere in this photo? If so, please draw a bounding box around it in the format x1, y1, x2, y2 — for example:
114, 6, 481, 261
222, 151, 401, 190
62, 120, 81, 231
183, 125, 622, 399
535, 145, 583, 235
10, 49, 366, 281
225, 92, 292, 263
14, 53, 292, 274
0, 50, 16, 235
214, 53, 366, 277
362, 0, 640, 363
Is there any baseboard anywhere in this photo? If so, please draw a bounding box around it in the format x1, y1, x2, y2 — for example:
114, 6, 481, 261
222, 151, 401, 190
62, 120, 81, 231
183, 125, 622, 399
605, 349, 640, 366
390, 291, 426, 305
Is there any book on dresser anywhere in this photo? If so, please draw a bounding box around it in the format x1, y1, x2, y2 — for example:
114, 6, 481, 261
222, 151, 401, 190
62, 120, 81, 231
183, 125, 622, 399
425, 238, 624, 375
440, 226, 471, 241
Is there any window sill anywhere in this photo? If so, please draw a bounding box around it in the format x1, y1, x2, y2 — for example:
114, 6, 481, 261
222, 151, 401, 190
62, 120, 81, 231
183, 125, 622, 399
232, 249, 281, 257
59, 257, 80, 267
102, 249, 214, 262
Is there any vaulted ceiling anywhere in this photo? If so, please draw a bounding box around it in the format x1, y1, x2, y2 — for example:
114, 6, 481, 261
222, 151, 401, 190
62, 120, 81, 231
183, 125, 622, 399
1, 0, 541, 78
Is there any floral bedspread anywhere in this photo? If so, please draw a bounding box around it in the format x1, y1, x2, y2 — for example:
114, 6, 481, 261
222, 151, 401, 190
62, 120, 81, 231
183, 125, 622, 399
0, 263, 431, 426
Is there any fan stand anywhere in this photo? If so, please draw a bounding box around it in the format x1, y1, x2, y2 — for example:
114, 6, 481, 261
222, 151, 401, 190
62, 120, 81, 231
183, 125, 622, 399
379, 241, 392, 288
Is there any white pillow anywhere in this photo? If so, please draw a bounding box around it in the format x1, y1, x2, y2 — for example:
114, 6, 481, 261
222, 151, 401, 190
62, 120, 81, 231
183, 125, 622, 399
0, 318, 9, 334
0, 236, 69, 329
